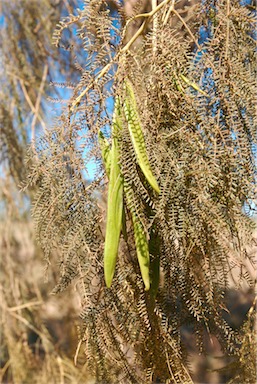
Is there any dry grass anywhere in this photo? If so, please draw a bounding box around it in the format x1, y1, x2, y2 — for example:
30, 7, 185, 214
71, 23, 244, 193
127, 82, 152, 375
0, 215, 94, 384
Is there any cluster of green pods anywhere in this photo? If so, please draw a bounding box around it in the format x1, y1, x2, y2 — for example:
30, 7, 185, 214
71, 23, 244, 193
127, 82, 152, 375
99, 80, 160, 290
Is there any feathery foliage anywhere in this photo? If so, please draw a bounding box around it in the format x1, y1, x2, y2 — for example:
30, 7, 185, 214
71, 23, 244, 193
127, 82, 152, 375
0, 0, 81, 184
21, 0, 257, 382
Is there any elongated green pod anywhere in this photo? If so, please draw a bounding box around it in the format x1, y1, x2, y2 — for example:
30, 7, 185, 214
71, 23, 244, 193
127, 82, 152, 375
104, 100, 124, 288
124, 80, 160, 194
180, 74, 208, 96
99, 130, 128, 241
131, 212, 150, 291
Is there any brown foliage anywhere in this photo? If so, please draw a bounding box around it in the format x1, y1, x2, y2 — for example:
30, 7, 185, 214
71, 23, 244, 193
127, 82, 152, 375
0, 1, 256, 383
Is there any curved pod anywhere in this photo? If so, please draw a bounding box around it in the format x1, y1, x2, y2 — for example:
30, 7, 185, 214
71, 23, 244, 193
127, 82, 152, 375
124, 80, 160, 194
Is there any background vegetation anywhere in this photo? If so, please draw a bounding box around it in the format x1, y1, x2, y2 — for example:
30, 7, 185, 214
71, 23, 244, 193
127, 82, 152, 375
0, 0, 256, 383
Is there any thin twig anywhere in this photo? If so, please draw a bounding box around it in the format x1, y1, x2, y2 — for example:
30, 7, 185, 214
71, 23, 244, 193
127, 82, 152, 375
31, 63, 48, 145
152, 0, 158, 57
70, 0, 172, 113
19, 79, 47, 133
70, 61, 113, 111
7, 300, 43, 312
163, 0, 175, 25
172, 8, 215, 72
6, 70, 30, 86
172, 8, 202, 51
6, 310, 50, 343
70, 21, 147, 112
57, 356, 65, 384
121, 19, 147, 54
0, 359, 11, 382
128, 0, 171, 22
74, 339, 82, 366
225, 0, 230, 60
165, 350, 176, 382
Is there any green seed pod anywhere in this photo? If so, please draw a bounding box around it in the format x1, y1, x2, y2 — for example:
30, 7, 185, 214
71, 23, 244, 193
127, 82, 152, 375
124, 80, 160, 194
104, 99, 124, 288
99, 129, 127, 242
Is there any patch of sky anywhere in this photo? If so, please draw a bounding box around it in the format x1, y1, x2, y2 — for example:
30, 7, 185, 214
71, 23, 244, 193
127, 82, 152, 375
0, 13, 5, 27
244, 199, 257, 217
240, 0, 253, 5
